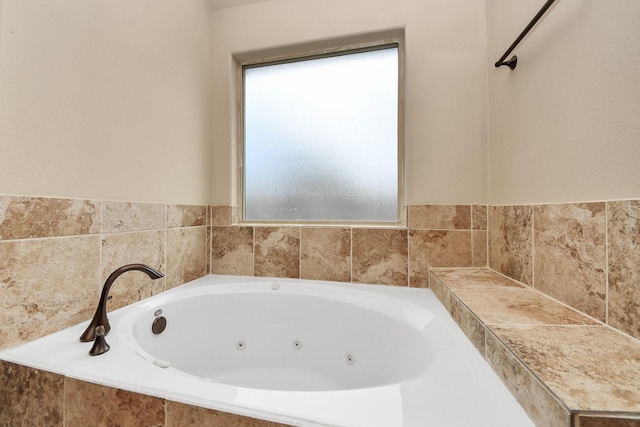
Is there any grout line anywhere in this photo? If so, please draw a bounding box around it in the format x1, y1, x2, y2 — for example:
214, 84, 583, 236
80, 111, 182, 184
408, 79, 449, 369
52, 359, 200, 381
531, 205, 536, 289
605, 201, 609, 325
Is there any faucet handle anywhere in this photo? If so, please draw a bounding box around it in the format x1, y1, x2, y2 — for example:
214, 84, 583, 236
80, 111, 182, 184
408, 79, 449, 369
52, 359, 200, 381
89, 325, 110, 356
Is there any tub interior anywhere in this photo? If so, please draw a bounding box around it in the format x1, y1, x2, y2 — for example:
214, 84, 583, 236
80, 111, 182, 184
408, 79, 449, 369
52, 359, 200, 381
124, 283, 440, 391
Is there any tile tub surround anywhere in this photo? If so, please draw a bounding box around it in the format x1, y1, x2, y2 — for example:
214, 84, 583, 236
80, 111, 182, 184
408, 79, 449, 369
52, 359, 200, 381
430, 268, 640, 427
0, 195, 210, 351
210, 204, 488, 288
0, 360, 288, 427
489, 200, 640, 340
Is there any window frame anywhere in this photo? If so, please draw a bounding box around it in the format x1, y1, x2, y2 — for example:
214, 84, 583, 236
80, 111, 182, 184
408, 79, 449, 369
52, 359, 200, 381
236, 38, 405, 226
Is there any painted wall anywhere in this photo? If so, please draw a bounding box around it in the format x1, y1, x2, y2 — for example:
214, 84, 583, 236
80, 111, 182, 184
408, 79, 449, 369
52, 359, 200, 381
0, 0, 213, 204
209, 0, 489, 206
487, 0, 640, 204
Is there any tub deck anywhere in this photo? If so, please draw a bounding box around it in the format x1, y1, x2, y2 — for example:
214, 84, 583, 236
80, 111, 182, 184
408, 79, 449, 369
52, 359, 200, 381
0, 274, 534, 427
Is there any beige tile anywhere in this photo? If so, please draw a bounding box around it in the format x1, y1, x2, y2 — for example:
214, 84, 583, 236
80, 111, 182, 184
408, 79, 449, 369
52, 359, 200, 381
166, 401, 289, 427
0, 195, 100, 240
166, 204, 207, 228
254, 227, 300, 278
352, 228, 407, 286
455, 287, 598, 326
430, 267, 524, 290
409, 230, 472, 287
489, 205, 534, 285
64, 378, 165, 427
575, 414, 640, 427
102, 201, 165, 233
472, 205, 488, 230
428, 271, 452, 311
534, 203, 606, 321
485, 330, 572, 427
608, 200, 640, 339
0, 236, 100, 350
166, 227, 208, 289
211, 226, 254, 276
100, 230, 166, 310
472, 230, 487, 267
407, 205, 471, 230
231, 206, 241, 224
490, 325, 640, 412
211, 205, 231, 226
0, 360, 64, 426
450, 294, 485, 352
300, 227, 351, 282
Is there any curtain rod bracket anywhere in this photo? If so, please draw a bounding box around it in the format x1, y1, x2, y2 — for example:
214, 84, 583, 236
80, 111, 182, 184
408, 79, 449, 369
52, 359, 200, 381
494, 0, 557, 71
495, 56, 518, 70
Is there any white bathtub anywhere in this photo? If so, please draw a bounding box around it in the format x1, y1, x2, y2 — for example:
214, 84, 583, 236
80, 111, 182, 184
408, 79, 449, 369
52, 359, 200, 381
1, 275, 534, 426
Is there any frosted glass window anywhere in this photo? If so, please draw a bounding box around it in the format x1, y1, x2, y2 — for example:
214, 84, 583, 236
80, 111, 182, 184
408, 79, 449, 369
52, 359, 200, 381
243, 45, 399, 222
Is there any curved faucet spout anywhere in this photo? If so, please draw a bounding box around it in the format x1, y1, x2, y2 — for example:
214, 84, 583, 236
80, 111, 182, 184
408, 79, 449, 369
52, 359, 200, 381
79, 263, 164, 342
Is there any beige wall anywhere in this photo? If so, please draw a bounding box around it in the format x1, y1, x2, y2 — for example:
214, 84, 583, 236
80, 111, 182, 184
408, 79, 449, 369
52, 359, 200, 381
487, 0, 640, 204
0, 0, 214, 204
209, 0, 489, 206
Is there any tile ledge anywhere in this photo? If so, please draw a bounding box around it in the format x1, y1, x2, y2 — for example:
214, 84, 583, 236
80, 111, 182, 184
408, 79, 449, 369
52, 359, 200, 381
429, 267, 640, 426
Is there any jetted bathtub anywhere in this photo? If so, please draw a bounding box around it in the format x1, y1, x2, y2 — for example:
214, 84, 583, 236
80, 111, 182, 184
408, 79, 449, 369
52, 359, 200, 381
0, 275, 534, 426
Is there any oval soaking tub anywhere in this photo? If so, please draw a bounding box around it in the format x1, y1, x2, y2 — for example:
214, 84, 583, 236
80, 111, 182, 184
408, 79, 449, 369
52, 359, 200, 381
0, 275, 534, 427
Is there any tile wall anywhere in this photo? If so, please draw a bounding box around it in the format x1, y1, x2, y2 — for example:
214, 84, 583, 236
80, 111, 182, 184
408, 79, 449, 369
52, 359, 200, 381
210, 204, 487, 288
0, 195, 209, 351
489, 200, 640, 340
1, 198, 486, 352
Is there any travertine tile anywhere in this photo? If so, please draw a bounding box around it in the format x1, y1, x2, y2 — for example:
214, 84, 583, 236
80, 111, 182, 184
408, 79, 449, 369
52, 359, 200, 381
430, 267, 524, 290
0, 196, 100, 240
407, 205, 471, 230
409, 230, 472, 287
0, 360, 64, 426
166, 204, 207, 228
490, 325, 640, 412
254, 227, 300, 278
608, 200, 640, 339
300, 227, 351, 282
166, 227, 208, 289
472, 230, 487, 267
575, 414, 640, 427
449, 294, 485, 352
534, 203, 606, 321
64, 378, 165, 427
455, 287, 598, 326
102, 201, 165, 233
0, 236, 100, 350
472, 205, 487, 230
166, 401, 289, 427
485, 330, 571, 427
100, 230, 166, 310
352, 228, 407, 286
489, 205, 534, 285
428, 271, 452, 311
211, 205, 231, 226
211, 226, 254, 276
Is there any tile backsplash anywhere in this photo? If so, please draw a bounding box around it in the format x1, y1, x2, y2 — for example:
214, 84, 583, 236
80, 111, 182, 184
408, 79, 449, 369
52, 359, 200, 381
210, 204, 488, 287
489, 200, 640, 340
0, 196, 209, 351
3, 195, 639, 351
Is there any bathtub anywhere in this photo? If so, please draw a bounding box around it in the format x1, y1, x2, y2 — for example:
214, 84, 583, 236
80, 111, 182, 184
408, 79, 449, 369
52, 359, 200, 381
0, 275, 533, 426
